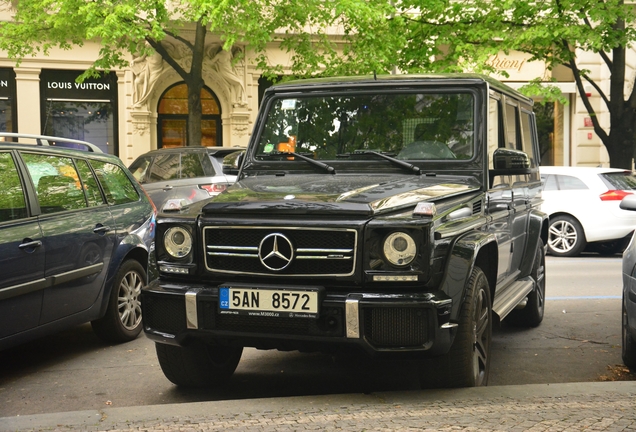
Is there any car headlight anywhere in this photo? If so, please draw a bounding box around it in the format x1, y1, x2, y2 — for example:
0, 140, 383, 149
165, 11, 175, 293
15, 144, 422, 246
164, 226, 192, 258
383, 231, 416, 267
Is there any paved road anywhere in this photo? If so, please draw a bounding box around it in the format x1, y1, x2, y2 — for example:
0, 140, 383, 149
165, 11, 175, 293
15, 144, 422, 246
0, 255, 631, 427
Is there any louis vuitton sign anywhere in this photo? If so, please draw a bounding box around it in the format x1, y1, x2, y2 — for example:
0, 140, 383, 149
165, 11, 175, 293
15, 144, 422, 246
41, 70, 117, 100
0, 69, 15, 98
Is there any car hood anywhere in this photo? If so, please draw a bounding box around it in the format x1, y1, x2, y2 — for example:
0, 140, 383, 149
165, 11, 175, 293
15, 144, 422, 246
202, 173, 480, 216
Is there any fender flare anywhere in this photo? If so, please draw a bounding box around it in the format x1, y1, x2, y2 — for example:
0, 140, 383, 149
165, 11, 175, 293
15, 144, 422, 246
439, 230, 498, 322
96, 233, 150, 317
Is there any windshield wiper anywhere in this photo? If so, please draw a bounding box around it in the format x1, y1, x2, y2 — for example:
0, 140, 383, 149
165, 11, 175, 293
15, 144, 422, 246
341, 150, 421, 175
256, 150, 336, 174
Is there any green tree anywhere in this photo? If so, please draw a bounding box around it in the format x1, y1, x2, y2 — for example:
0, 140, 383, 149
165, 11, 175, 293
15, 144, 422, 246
0, 0, 390, 147
283, 0, 636, 168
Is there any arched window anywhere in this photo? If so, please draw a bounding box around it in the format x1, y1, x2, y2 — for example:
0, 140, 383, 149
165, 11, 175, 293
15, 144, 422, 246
157, 83, 222, 148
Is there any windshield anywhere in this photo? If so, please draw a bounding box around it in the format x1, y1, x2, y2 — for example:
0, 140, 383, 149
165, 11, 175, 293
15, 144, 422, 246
255, 92, 475, 161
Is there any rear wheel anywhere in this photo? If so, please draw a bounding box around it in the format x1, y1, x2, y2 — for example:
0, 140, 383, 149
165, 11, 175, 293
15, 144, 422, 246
91, 260, 145, 343
156, 342, 243, 387
420, 266, 492, 388
547, 215, 586, 257
507, 239, 546, 327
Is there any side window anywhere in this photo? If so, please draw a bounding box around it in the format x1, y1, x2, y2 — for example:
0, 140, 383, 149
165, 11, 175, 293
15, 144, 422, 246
542, 174, 558, 191
0, 152, 28, 222
148, 154, 180, 181
22, 153, 87, 214
487, 97, 501, 170
128, 156, 152, 183
521, 110, 537, 167
76, 160, 105, 207
90, 161, 140, 205
181, 153, 205, 178
505, 102, 519, 150
556, 174, 588, 191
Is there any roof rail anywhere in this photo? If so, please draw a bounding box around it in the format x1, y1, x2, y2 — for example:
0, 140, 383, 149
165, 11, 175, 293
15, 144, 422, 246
0, 132, 103, 153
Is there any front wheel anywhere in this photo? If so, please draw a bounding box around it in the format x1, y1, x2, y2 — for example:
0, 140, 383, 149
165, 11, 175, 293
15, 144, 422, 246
156, 342, 243, 387
91, 260, 145, 343
420, 266, 492, 388
547, 215, 586, 257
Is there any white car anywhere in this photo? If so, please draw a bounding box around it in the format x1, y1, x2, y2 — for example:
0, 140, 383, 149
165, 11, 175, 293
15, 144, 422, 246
540, 166, 636, 257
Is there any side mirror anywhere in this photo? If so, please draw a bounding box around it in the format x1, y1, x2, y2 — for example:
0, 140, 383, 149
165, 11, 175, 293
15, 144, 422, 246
489, 148, 533, 185
493, 148, 530, 171
222, 150, 245, 175
620, 194, 636, 211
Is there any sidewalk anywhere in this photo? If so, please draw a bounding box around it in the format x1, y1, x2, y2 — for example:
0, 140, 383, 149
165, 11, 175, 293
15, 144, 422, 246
2, 381, 636, 431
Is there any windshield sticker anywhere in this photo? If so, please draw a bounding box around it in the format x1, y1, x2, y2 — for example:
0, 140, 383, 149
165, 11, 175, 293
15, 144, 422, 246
281, 99, 297, 110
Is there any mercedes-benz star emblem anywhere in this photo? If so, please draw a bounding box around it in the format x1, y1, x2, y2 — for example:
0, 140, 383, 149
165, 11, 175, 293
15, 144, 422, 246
258, 233, 294, 271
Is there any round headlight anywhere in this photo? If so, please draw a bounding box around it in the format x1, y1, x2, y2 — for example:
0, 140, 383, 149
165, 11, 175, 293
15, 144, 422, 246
383, 232, 416, 267
164, 226, 192, 258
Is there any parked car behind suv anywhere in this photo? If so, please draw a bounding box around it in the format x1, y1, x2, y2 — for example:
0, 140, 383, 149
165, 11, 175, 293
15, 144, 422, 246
128, 146, 241, 211
142, 74, 548, 389
540, 166, 636, 257
0, 133, 155, 350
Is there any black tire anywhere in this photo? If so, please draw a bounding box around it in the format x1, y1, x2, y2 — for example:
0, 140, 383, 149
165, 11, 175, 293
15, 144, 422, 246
91, 260, 145, 343
622, 296, 636, 370
507, 239, 546, 327
420, 266, 492, 388
592, 240, 627, 256
156, 342, 243, 387
547, 215, 586, 257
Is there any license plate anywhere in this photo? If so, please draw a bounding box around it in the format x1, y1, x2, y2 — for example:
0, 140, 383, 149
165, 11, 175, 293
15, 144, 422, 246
219, 287, 319, 318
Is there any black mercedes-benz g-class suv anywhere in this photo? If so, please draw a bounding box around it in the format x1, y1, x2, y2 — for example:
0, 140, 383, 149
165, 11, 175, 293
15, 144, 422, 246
142, 74, 548, 388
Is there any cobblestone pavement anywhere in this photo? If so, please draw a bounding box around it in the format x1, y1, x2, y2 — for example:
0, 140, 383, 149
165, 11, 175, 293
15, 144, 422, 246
2, 382, 636, 432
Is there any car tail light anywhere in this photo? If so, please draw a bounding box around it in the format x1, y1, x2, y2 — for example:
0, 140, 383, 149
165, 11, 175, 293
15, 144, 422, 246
199, 183, 227, 195
599, 190, 633, 201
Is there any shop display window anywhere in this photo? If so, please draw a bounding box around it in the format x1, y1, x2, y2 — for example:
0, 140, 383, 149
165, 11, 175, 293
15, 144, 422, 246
0, 99, 14, 133
42, 100, 115, 154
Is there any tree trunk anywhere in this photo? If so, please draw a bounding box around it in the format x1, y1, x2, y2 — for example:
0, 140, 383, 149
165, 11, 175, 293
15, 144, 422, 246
605, 110, 635, 169
186, 20, 206, 146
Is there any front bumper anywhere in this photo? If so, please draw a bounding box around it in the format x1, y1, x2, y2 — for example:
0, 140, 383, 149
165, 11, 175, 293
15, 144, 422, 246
141, 279, 457, 357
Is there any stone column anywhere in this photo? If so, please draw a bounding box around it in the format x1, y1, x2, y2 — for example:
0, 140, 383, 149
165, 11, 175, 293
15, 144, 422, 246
14, 67, 41, 134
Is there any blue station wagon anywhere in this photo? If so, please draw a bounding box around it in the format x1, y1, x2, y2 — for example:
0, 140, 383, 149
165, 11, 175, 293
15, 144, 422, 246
0, 133, 156, 349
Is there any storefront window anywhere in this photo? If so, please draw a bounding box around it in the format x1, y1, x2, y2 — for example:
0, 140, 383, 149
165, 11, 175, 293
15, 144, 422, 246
40, 70, 118, 155
0, 69, 16, 135
157, 83, 222, 148
42, 101, 114, 154
0, 99, 14, 133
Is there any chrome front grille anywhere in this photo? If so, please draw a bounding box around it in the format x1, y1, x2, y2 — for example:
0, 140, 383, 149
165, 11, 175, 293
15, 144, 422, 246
203, 226, 357, 276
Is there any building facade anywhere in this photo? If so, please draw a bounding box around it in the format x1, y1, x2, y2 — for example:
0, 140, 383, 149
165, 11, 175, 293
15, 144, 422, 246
0, 25, 631, 168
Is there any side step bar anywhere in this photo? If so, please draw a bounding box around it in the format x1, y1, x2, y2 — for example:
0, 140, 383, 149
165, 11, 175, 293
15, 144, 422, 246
492, 276, 535, 321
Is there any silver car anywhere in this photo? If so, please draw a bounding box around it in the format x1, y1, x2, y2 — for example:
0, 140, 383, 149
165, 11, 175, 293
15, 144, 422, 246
129, 146, 241, 211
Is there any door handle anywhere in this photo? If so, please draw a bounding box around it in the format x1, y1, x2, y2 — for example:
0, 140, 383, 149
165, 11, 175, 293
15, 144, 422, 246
19, 240, 42, 250
93, 225, 111, 234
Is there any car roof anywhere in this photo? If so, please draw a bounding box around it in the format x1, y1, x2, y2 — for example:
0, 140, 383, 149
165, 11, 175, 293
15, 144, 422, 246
138, 146, 238, 156
266, 73, 533, 105
539, 166, 632, 175
0, 141, 123, 164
